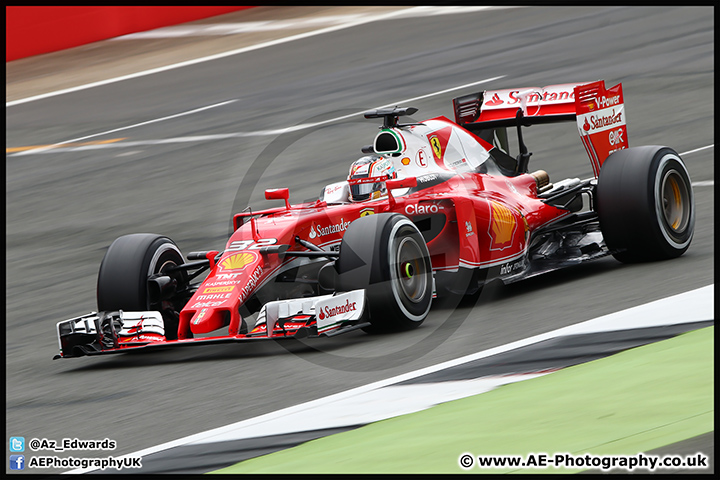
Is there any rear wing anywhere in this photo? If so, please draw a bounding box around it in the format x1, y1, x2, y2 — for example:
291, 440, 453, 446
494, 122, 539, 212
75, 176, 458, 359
453, 80, 629, 176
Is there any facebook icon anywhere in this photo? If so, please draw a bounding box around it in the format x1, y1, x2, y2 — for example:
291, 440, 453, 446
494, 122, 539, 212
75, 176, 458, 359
10, 455, 25, 470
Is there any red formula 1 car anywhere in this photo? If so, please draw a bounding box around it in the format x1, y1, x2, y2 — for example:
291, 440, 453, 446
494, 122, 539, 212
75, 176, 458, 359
55, 80, 695, 358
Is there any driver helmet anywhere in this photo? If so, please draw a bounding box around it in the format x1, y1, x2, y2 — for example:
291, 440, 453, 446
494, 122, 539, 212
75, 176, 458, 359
347, 155, 397, 202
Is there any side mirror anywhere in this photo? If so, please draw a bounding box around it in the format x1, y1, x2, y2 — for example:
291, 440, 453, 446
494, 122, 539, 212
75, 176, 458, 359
386, 177, 417, 208
265, 188, 290, 209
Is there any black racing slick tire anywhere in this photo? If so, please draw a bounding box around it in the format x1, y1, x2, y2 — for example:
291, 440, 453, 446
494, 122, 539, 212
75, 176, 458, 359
335, 213, 433, 332
596, 146, 695, 263
97, 234, 188, 339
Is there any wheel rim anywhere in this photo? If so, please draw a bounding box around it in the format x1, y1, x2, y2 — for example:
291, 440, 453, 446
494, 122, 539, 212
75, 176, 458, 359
660, 169, 690, 234
395, 236, 428, 303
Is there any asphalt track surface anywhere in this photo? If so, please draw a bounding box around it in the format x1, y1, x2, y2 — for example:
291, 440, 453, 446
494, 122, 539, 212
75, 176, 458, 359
5, 6, 714, 474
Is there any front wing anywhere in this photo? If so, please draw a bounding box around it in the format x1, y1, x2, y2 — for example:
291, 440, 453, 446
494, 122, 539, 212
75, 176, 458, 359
54, 290, 368, 359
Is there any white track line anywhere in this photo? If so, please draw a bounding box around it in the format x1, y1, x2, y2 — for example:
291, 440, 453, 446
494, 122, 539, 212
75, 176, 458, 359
11, 91, 714, 159
7, 76, 505, 157
251, 75, 507, 136
7, 7, 514, 108
10, 100, 238, 156
681, 144, 714, 188
680, 144, 713, 156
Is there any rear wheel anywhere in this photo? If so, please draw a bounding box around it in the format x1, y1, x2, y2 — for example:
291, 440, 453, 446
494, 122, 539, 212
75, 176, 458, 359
335, 213, 433, 332
596, 146, 695, 262
97, 234, 188, 339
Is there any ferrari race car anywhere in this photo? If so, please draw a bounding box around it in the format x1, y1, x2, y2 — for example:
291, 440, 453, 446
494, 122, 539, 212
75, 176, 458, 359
55, 80, 695, 359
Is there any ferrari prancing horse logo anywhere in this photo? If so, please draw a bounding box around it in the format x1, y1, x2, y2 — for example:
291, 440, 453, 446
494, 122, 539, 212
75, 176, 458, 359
430, 136, 442, 159
427, 127, 452, 165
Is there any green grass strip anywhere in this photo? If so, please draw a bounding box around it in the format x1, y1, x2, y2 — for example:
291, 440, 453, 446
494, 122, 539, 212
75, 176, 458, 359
213, 326, 713, 474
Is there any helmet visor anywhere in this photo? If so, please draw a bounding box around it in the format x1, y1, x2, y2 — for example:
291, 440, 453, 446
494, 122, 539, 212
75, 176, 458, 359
349, 175, 384, 202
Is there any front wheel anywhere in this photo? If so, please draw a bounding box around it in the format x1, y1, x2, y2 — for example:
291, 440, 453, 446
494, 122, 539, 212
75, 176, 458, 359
96, 234, 188, 339
596, 146, 695, 262
335, 213, 433, 332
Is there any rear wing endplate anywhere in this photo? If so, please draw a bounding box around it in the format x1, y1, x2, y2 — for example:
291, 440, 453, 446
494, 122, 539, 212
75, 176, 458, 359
453, 80, 629, 176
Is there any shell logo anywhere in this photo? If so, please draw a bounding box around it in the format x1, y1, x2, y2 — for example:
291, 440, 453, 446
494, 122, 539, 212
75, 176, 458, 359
488, 201, 517, 251
218, 252, 258, 272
